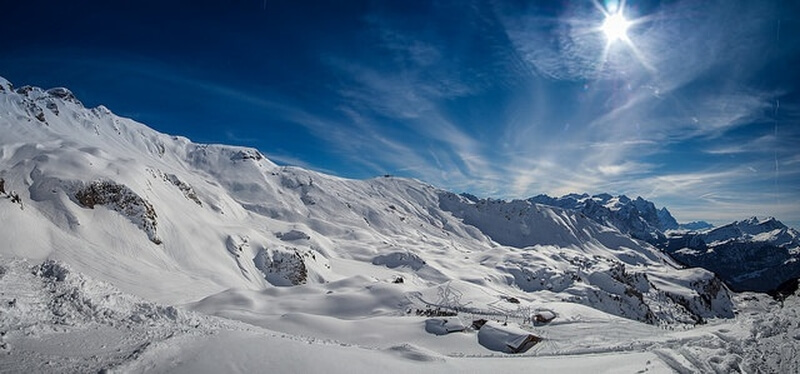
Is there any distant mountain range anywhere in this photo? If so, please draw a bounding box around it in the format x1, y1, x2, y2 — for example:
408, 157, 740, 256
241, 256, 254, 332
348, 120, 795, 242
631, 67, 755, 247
529, 193, 799, 292
663, 217, 800, 292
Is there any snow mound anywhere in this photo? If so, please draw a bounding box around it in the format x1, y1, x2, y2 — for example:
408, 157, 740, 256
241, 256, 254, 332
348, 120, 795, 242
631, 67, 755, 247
382, 344, 446, 362
424, 317, 466, 335
477, 321, 541, 353
0, 258, 203, 339
373, 252, 427, 270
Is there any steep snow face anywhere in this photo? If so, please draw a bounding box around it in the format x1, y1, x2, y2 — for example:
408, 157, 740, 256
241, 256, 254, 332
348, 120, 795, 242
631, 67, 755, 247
0, 77, 733, 324
664, 217, 800, 292
528, 193, 679, 245
441, 193, 660, 260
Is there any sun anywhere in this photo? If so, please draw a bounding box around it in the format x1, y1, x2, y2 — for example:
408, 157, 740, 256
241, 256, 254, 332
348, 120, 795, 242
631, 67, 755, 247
590, 0, 654, 72
601, 12, 630, 43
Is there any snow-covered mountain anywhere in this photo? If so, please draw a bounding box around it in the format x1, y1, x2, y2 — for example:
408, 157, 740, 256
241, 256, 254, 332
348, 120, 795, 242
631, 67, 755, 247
6, 77, 798, 372
525, 193, 800, 294
0, 76, 734, 323
528, 193, 681, 245
678, 220, 714, 231
664, 217, 800, 292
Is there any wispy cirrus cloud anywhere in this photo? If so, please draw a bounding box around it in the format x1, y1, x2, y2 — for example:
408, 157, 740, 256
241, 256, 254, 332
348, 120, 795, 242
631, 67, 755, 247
5, 1, 797, 227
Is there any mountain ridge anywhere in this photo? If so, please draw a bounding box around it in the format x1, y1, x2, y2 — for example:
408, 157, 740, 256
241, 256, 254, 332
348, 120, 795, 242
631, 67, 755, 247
663, 216, 800, 292
0, 76, 738, 325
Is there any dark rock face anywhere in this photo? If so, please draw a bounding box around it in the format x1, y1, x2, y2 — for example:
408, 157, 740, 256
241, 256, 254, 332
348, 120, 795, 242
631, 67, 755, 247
165, 173, 202, 206
45, 87, 83, 106
663, 218, 800, 292
276, 230, 310, 241
75, 181, 161, 244
768, 278, 799, 302
253, 248, 308, 286
230, 149, 263, 161
25, 101, 46, 123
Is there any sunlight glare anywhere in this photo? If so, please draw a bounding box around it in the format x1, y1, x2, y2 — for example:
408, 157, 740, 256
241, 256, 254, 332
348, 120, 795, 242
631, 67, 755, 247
602, 12, 630, 43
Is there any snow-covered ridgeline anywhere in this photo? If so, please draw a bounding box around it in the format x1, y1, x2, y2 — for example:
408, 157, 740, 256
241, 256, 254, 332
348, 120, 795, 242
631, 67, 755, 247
0, 76, 736, 325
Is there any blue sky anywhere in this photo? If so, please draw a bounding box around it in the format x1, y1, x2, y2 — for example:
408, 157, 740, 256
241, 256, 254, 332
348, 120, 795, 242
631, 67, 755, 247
2, 0, 799, 228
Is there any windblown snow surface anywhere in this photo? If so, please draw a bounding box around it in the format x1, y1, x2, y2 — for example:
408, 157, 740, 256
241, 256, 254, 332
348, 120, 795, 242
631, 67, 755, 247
0, 78, 798, 372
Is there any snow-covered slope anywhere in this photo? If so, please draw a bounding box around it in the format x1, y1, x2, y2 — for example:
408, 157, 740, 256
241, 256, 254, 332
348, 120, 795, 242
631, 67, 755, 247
17, 77, 800, 371
3, 257, 797, 373
0, 77, 734, 325
664, 217, 800, 292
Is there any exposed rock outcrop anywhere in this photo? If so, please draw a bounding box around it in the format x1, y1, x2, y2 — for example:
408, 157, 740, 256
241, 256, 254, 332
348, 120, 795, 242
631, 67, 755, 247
75, 181, 161, 244
253, 248, 308, 286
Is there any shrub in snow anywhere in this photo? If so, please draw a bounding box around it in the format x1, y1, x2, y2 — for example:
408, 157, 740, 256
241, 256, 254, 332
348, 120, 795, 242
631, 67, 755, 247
74, 180, 161, 244
414, 308, 457, 317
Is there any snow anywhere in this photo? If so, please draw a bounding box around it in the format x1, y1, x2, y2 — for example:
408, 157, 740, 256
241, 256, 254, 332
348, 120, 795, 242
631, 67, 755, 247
425, 317, 466, 335
0, 77, 798, 372
664, 216, 800, 291
4, 257, 797, 372
477, 321, 541, 353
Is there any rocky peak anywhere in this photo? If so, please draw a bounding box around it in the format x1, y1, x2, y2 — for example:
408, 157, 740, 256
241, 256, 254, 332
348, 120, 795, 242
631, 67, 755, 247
45, 87, 83, 106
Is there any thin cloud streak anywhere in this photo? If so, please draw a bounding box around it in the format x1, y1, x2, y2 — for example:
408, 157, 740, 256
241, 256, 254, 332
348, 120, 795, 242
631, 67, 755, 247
3, 2, 796, 227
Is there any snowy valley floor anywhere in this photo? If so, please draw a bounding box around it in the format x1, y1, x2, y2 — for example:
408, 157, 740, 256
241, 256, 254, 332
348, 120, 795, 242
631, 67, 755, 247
1, 258, 798, 373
